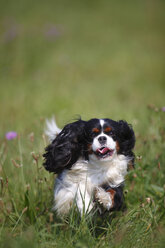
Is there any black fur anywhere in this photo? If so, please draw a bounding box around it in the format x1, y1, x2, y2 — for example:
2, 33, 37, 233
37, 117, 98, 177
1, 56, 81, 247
117, 120, 135, 157
43, 118, 135, 173
113, 185, 125, 210
43, 120, 86, 173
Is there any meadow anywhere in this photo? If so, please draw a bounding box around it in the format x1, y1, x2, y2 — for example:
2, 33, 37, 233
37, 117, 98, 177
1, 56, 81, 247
0, 0, 165, 247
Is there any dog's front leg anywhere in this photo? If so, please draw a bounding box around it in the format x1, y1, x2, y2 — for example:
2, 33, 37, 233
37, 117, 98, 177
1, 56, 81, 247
95, 187, 113, 210
95, 186, 124, 211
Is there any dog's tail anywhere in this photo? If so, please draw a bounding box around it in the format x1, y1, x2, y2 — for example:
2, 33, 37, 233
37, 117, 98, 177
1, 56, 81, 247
45, 116, 61, 142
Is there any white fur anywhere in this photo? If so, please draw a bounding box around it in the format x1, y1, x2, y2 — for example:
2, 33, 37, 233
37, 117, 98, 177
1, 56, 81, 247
53, 154, 130, 216
88, 154, 129, 187
53, 160, 94, 215
100, 119, 105, 127
45, 117, 61, 142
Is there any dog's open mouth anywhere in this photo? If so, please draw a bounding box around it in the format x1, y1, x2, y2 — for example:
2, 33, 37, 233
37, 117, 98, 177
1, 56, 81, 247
95, 147, 114, 158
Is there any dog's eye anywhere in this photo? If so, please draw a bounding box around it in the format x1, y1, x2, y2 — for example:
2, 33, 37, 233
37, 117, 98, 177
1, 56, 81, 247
92, 128, 100, 134
104, 127, 112, 134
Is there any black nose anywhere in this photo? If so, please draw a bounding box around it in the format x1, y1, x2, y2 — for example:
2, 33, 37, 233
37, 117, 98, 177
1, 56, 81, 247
98, 136, 107, 145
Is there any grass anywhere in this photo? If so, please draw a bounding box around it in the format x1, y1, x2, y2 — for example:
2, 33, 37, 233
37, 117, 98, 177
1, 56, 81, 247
0, 0, 165, 247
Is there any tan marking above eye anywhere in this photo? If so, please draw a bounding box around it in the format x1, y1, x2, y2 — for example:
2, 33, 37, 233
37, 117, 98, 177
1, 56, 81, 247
92, 128, 100, 133
104, 127, 112, 133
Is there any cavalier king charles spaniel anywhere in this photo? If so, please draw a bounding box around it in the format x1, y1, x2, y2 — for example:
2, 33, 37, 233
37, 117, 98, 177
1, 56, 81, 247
43, 117, 135, 216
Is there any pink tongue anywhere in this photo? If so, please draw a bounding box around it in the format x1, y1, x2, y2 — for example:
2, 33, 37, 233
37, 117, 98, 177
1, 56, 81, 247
98, 147, 109, 154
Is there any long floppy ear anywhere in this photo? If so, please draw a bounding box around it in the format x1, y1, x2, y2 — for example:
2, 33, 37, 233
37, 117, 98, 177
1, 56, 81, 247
43, 120, 86, 173
117, 120, 135, 161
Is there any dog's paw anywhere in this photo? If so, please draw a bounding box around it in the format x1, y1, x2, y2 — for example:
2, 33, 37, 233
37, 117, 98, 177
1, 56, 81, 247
95, 187, 112, 210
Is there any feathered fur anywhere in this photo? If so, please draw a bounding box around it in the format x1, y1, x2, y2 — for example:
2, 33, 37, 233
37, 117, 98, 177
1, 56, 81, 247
43, 118, 135, 216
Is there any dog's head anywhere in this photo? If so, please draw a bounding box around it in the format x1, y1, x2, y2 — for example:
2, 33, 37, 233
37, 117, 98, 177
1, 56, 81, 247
84, 118, 135, 163
43, 118, 135, 173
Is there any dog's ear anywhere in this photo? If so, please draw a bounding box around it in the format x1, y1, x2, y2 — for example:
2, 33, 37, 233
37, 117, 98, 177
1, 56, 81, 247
117, 120, 135, 160
43, 120, 86, 173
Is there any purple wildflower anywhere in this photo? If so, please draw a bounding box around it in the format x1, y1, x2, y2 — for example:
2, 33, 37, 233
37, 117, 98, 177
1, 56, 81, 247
4, 25, 19, 43
44, 24, 61, 41
5, 131, 17, 140
161, 107, 165, 112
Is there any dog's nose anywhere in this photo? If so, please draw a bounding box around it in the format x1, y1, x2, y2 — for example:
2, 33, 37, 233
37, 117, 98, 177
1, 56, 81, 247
98, 136, 107, 145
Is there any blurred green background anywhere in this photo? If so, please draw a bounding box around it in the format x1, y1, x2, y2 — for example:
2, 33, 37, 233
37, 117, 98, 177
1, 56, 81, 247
0, 0, 165, 133
0, 1, 165, 247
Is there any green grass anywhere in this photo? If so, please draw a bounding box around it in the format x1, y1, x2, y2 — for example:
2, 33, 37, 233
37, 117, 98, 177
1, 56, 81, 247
0, 0, 165, 247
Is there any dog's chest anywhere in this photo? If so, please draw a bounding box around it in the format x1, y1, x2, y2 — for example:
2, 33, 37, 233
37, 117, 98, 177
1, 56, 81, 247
87, 156, 128, 187
87, 167, 108, 187
64, 156, 128, 192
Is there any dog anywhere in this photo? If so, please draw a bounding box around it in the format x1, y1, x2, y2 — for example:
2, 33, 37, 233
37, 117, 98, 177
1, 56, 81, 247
43, 117, 135, 216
